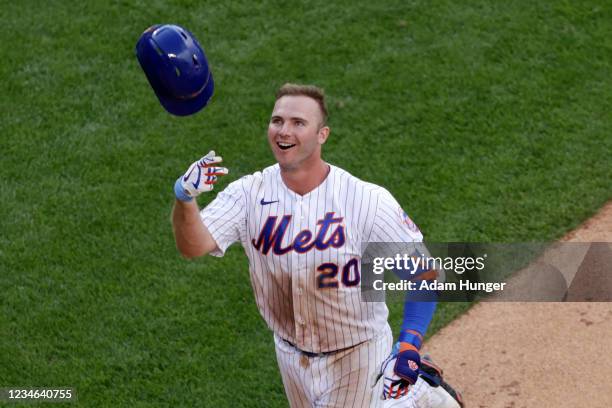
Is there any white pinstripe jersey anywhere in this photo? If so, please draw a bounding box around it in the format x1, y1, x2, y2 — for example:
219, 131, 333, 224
201, 163, 423, 353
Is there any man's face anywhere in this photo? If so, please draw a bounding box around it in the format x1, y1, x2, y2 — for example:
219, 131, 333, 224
267, 95, 329, 171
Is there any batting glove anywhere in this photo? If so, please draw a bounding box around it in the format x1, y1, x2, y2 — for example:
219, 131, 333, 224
380, 352, 410, 399
395, 341, 421, 385
378, 341, 422, 400
174, 151, 228, 202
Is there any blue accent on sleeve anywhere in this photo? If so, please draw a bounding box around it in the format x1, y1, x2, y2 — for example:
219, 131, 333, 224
400, 290, 437, 347
174, 177, 193, 202
385, 247, 438, 347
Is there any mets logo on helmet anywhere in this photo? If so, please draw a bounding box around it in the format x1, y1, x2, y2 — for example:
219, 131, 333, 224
398, 208, 420, 233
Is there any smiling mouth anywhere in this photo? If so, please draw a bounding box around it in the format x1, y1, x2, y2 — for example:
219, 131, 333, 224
277, 142, 296, 151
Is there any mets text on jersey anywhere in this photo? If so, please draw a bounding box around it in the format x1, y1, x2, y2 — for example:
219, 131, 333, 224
251, 212, 345, 255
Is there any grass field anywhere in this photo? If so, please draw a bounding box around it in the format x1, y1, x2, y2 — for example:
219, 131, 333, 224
1, 0, 610, 406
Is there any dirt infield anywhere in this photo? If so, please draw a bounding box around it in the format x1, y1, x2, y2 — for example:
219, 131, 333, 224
423, 202, 612, 408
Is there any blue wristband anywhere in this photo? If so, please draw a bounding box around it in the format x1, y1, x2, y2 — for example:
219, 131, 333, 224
398, 330, 423, 350
174, 177, 193, 202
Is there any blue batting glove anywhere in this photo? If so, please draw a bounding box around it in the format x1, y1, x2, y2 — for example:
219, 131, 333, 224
394, 342, 421, 385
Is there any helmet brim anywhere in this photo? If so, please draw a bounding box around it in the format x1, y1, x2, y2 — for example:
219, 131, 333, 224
155, 72, 214, 116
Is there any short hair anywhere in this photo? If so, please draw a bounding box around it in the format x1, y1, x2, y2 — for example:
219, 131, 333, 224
275, 83, 328, 126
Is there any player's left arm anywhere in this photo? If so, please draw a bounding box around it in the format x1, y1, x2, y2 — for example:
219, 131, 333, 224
394, 286, 437, 384
367, 188, 438, 394
378, 255, 439, 399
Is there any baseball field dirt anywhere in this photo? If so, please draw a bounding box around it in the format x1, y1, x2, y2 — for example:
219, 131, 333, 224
423, 202, 612, 408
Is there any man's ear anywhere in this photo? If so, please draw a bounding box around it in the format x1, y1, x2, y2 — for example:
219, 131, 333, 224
318, 126, 330, 144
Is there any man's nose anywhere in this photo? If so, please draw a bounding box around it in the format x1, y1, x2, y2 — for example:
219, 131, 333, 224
279, 123, 291, 137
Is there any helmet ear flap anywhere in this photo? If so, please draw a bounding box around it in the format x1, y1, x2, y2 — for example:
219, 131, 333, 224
135, 24, 214, 116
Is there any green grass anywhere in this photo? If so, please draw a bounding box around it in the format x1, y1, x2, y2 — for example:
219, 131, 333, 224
1, 0, 610, 406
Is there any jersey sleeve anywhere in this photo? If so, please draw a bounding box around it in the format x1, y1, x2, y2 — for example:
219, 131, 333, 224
200, 178, 247, 257
366, 187, 430, 278
368, 188, 423, 243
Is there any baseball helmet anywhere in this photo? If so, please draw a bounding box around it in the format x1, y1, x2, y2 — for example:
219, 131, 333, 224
135, 24, 214, 116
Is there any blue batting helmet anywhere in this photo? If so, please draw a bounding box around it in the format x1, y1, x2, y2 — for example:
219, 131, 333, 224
136, 24, 214, 116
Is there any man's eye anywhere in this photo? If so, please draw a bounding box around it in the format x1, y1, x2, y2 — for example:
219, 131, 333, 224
296, 121, 305, 126
271, 119, 282, 125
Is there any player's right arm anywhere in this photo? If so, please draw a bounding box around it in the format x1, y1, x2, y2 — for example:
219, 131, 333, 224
171, 151, 229, 259
172, 200, 217, 258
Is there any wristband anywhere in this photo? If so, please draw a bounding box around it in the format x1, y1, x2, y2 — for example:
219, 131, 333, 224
174, 177, 193, 202
398, 329, 424, 350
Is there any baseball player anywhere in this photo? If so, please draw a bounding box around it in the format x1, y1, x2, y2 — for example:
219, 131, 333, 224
171, 84, 463, 407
